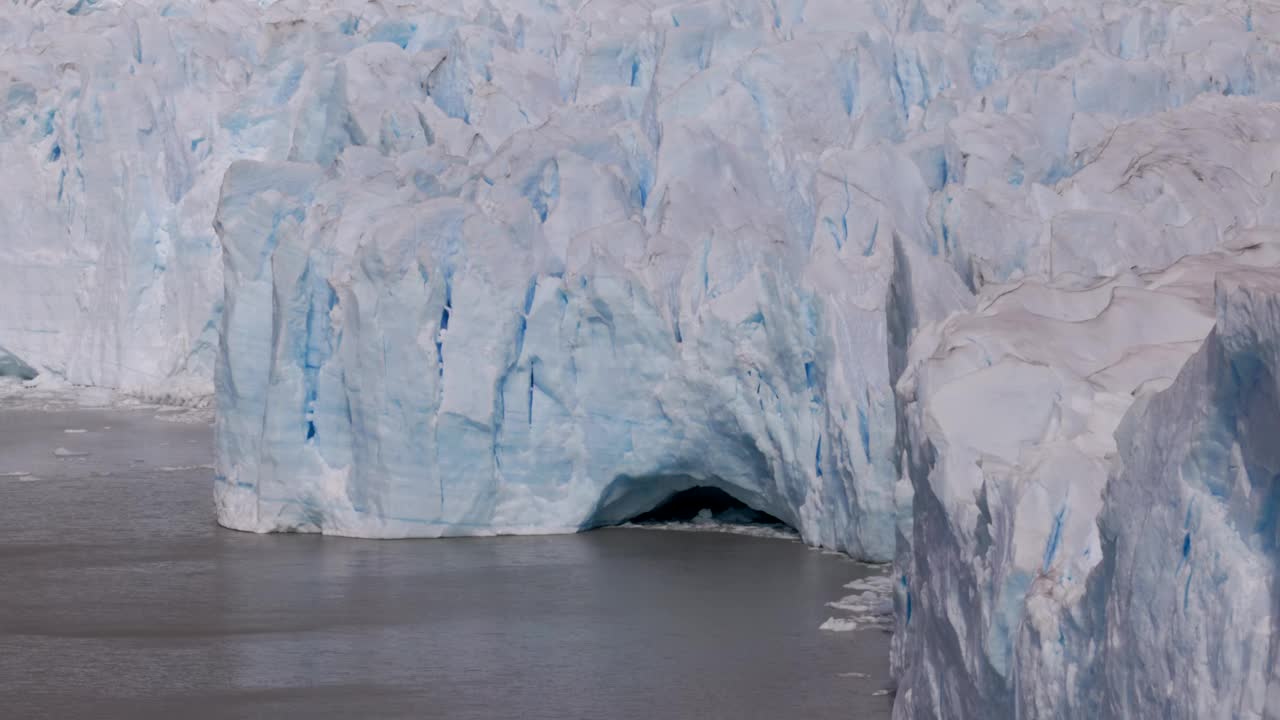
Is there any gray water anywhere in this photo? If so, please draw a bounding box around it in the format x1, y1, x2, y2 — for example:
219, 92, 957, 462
0, 408, 892, 719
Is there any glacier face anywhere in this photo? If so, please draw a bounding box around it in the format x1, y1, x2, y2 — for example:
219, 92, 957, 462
1091, 273, 1280, 719
211, 127, 928, 558
6, 0, 1280, 715
212, 0, 1280, 567
0, 0, 246, 397
207, 0, 1000, 557
894, 238, 1280, 718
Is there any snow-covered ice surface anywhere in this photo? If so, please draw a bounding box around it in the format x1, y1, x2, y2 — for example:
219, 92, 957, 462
6, 0, 1280, 715
0, 376, 214, 423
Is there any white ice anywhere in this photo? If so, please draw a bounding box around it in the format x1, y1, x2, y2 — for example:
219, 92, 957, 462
895, 239, 1280, 718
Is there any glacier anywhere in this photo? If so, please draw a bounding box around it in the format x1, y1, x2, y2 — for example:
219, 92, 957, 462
894, 238, 1280, 718
205, 0, 992, 558
1, 0, 238, 399
5, 0, 1280, 716
0, 345, 37, 380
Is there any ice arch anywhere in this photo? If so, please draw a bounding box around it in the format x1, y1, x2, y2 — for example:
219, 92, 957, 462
584, 478, 795, 530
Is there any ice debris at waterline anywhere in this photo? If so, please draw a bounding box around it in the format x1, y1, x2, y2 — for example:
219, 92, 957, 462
822, 572, 895, 633
619, 513, 800, 542
6, 0, 1280, 716
618, 487, 799, 539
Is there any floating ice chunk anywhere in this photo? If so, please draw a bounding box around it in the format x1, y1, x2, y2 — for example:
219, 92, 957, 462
819, 618, 860, 632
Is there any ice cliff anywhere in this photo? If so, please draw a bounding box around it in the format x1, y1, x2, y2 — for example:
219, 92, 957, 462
1092, 272, 1280, 718
206, 0, 995, 557
0, 0, 245, 398
210, 0, 1280, 561
6, 0, 1280, 715
894, 238, 1280, 718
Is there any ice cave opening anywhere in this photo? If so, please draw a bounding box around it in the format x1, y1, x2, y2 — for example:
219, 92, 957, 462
583, 478, 796, 535
629, 486, 789, 526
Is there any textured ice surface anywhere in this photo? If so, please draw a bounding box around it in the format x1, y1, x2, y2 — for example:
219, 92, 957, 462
209, 0, 1280, 566
212, 152, 921, 557
6, 0, 1280, 714
0, 0, 239, 399
894, 239, 1280, 718
207, 0, 995, 559
1086, 274, 1280, 719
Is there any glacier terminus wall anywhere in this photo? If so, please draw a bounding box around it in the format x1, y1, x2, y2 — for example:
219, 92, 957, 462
207, 0, 1000, 557
6, 0, 1280, 717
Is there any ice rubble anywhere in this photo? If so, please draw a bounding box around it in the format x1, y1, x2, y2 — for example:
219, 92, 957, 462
6, 0, 1280, 715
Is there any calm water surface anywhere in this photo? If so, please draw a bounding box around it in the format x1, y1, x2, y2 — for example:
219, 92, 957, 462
0, 408, 892, 719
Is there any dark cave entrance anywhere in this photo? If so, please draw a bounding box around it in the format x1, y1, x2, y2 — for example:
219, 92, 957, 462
582, 475, 798, 535
626, 486, 790, 528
